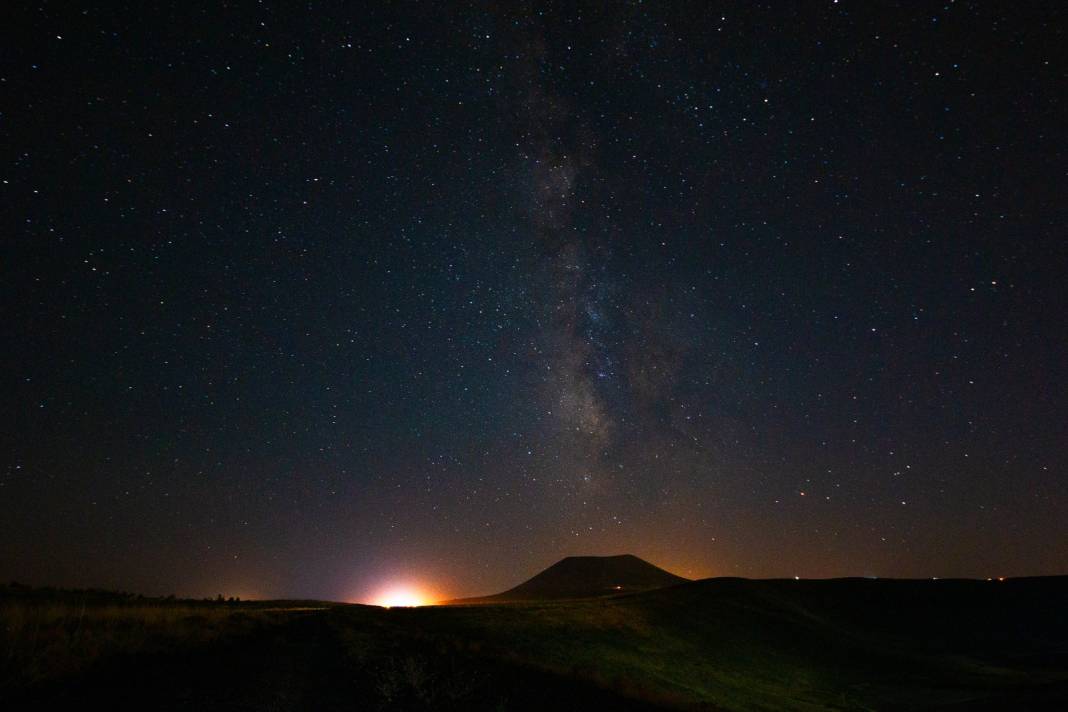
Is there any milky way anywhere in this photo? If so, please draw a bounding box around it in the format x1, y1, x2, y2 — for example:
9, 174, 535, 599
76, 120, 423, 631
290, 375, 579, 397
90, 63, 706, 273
2, 3, 1065, 600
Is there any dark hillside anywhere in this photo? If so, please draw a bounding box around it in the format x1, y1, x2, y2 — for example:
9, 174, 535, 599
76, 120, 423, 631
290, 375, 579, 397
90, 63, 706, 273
6, 577, 1068, 710
425, 575, 1068, 709
449, 554, 689, 603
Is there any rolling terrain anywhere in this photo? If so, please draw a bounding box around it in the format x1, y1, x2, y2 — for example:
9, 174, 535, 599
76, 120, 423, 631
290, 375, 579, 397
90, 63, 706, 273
4, 565, 1068, 710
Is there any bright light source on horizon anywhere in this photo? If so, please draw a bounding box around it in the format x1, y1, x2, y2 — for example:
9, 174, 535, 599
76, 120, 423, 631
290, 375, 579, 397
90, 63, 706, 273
369, 585, 435, 608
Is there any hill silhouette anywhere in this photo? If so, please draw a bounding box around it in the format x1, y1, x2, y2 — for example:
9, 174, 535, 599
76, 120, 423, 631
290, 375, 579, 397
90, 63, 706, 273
448, 554, 689, 603
7, 576, 1068, 709
437, 574, 1068, 708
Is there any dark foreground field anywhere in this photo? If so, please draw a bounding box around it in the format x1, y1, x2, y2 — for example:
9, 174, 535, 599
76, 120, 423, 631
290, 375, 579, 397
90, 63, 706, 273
3, 577, 1068, 710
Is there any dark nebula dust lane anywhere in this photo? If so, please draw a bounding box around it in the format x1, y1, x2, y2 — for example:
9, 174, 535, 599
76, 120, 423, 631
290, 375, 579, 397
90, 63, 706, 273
1, 2, 1066, 601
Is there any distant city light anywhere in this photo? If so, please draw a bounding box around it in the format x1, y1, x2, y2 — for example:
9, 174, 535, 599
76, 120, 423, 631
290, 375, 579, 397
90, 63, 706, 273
370, 585, 435, 608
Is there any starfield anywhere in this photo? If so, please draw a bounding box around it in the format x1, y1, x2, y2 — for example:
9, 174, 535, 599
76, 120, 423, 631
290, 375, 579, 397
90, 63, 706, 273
2, 2, 1066, 709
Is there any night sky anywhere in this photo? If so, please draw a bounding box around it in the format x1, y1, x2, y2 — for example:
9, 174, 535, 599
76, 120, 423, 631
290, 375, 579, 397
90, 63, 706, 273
2, 2, 1066, 602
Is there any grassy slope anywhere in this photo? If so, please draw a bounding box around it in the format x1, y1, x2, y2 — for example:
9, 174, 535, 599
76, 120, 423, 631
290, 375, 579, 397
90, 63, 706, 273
393, 577, 1068, 710
5, 578, 1067, 710
0, 592, 331, 692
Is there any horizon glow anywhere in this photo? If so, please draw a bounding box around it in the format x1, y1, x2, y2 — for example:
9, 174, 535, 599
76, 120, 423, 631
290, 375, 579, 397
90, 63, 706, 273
369, 584, 436, 608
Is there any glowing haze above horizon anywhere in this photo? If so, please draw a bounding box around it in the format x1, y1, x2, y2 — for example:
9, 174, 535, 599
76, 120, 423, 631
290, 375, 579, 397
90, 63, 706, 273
2, 3, 1066, 602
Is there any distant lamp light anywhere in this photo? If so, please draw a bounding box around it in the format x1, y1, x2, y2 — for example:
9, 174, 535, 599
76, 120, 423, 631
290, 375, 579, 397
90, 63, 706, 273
371, 585, 432, 608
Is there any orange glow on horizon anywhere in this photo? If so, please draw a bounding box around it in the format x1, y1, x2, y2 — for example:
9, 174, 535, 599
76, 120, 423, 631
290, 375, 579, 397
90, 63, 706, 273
368, 584, 438, 608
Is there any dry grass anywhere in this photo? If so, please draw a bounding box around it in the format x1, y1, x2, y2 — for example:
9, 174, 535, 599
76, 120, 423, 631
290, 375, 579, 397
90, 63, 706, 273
1, 600, 286, 690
